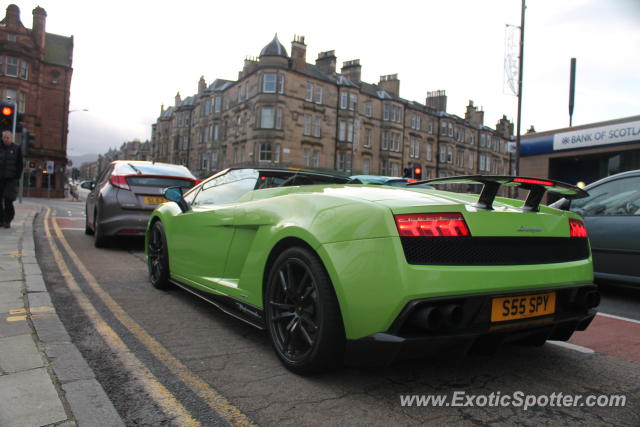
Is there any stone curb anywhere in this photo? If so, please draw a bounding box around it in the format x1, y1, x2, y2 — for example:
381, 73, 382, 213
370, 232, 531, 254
20, 204, 124, 427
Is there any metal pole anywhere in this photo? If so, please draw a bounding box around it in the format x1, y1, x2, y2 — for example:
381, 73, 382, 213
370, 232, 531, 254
514, 0, 526, 177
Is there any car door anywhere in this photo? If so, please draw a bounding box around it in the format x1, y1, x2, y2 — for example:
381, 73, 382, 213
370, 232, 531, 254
86, 165, 113, 227
169, 169, 259, 296
570, 175, 640, 284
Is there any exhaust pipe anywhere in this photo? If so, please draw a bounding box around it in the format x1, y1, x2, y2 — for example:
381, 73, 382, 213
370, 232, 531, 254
410, 306, 443, 332
584, 290, 600, 308
441, 304, 463, 329
576, 289, 601, 309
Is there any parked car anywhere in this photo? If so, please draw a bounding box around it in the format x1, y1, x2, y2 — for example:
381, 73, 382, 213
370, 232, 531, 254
349, 174, 433, 188
551, 169, 640, 287
85, 161, 199, 247
145, 168, 598, 374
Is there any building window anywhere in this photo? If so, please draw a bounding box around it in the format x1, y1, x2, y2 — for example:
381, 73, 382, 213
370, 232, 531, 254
303, 147, 310, 167
259, 143, 272, 161
447, 123, 453, 137
362, 158, 370, 174
304, 114, 312, 135
340, 92, 348, 109
7, 34, 16, 42
383, 104, 390, 121
447, 146, 453, 163
312, 150, 320, 167
364, 102, 372, 117
468, 152, 474, 169
314, 117, 322, 138
19, 61, 28, 80
426, 143, 432, 161
339, 120, 354, 142
382, 131, 390, 150
259, 107, 282, 129
6, 56, 18, 77
214, 96, 221, 113
441, 121, 447, 134
349, 93, 357, 111
411, 114, 421, 131
364, 128, 372, 148
392, 133, 401, 151
4, 88, 17, 104
315, 86, 323, 104
439, 145, 447, 163
390, 162, 400, 177
428, 119, 434, 134
213, 124, 220, 140
337, 152, 345, 171
274, 143, 281, 163
306, 82, 313, 101
410, 138, 420, 158
383, 104, 402, 122
17, 92, 25, 113
262, 73, 284, 94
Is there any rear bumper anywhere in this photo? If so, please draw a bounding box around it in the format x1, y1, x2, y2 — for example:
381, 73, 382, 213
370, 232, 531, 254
344, 284, 598, 366
100, 210, 151, 236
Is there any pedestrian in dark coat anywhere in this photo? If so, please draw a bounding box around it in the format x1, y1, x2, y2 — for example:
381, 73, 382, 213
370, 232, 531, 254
0, 130, 23, 228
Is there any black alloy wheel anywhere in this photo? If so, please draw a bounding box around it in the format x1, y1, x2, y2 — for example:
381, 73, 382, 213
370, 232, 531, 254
265, 246, 344, 374
84, 207, 93, 235
148, 221, 170, 290
93, 209, 108, 248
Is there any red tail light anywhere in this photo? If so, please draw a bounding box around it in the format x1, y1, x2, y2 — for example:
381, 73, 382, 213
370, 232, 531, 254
569, 219, 588, 238
109, 175, 130, 190
194, 179, 203, 186
513, 177, 555, 186
394, 213, 471, 237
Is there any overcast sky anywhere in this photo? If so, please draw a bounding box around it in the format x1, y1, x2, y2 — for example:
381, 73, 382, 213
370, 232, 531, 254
9, 0, 640, 156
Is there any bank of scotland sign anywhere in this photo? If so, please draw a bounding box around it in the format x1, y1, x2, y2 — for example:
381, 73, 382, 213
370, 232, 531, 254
553, 120, 640, 151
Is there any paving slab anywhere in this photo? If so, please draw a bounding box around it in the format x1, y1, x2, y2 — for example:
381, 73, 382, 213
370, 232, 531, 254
0, 368, 67, 427
0, 334, 44, 373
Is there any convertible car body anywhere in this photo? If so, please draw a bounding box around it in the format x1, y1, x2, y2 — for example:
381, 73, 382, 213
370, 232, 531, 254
145, 168, 598, 374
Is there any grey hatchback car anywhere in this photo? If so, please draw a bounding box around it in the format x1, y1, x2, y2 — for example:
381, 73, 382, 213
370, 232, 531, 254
551, 169, 640, 287
84, 161, 199, 247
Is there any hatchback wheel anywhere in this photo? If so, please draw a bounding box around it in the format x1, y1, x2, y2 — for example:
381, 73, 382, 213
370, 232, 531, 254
84, 208, 93, 235
265, 246, 345, 375
93, 210, 109, 248
148, 221, 170, 290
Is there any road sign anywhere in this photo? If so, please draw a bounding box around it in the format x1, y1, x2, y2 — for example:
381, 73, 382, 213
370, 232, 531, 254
46, 160, 54, 174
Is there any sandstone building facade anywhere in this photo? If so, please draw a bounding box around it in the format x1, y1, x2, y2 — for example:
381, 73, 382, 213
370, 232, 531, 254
0, 4, 73, 197
151, 35, 514, 182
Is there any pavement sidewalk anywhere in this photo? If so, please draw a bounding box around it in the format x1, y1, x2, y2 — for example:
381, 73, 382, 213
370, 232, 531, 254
0, 201, 123, 427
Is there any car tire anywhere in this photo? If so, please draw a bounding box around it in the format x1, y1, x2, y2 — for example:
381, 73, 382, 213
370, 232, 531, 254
264, 246, 345, 375
147, 221, 171, 290
85, 208, 93, 235
93, 209, 109, 248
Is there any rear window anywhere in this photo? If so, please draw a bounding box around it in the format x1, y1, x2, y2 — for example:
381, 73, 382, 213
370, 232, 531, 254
126, 177, 195, 189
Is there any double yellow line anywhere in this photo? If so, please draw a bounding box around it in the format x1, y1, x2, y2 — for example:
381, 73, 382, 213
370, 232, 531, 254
43, 207, 255, 427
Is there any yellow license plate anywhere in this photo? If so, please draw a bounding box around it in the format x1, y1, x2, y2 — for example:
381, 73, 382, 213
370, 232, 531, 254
144, 196, 168, 205
491, 292, 556, 323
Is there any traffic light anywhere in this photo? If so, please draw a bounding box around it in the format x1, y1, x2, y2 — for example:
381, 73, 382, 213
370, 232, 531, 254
0, 102, 15, 132
403, 167, 411, 178
413, 167, 422, 180
26, 132, 36, 155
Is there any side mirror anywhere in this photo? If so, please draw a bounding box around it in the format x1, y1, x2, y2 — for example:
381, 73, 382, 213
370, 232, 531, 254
80, 181, 95, 190
164, 186, 189, 213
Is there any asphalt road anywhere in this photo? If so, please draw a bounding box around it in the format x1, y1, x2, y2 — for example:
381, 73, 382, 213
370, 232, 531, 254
29, 198, 640, 426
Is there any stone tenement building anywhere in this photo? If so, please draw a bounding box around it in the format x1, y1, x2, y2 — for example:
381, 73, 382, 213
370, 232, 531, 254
151, 35, 514, 180
0, 4, 73, 197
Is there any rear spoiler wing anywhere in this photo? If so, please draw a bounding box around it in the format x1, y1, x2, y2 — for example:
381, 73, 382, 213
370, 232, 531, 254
409, 175, 588, 212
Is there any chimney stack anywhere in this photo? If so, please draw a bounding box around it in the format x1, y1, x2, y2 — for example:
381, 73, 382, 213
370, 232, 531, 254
198, 76, 206, 95
316, 50, 336, 76
426, 90, 447, 112
291, 35, 307, 71
464, 100, 484, 126
378, 74, 400, 97
32, 6, 47, 49
496, 115, 514, 138
341, 60, 362, 84
175, 92, 181, 106
4, 4, 20, 30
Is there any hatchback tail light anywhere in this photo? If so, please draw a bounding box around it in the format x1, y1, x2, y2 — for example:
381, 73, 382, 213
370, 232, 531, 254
569, 219, 588, 238
109, 175, 130, 190
394, 213, 471, 237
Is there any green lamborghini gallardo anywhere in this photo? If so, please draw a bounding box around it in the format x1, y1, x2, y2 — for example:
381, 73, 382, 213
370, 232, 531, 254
145, 168, 599, 374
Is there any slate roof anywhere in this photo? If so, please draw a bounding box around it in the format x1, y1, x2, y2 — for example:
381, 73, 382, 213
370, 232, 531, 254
260, 34, 288, 58
43, 33, 73, 67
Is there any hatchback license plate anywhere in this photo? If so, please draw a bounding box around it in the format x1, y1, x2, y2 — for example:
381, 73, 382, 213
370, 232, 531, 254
144, 196, 168, 205
491, 292, 556, 323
